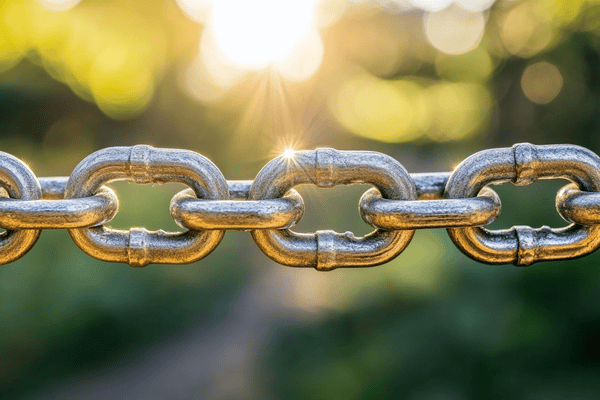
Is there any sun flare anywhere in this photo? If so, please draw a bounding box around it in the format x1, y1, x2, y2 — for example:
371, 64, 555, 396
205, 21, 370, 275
179, 0, 324, 85
281, 148, 297, 160
211, 0, 318, 69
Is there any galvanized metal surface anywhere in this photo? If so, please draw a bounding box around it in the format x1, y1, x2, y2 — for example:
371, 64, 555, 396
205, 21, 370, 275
0, 151, 41, 264
445, 143, 600, 265
64, 145, 229, 267
249, 148, 417, 271
0, 186, 118, 229
360, 186, 501, 230
556, 183, 600, 225
170, 182, 305, 230
0, 143, 600, 269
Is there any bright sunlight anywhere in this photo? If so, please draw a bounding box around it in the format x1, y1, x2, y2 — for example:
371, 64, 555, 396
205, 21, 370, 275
211, 0, 318, 69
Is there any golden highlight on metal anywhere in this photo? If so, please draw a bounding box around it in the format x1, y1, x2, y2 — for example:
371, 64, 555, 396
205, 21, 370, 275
0, 143, 599, 270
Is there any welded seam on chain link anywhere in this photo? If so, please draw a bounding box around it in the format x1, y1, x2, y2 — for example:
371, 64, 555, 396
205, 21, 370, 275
0, 143, 598, 268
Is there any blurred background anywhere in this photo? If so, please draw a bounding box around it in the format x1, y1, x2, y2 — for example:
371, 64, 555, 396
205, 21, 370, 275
2, 0, 600, 398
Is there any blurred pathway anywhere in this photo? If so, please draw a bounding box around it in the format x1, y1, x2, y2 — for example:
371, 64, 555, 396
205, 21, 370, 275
30, 268, 310, 400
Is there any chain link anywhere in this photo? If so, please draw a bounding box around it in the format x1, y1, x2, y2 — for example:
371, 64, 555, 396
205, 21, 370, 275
1, 143, 600, 269
445, 143, 600, 265
170, 182, 305, 230
0, 151, 42, 264
64, 145, 229, 267
249, 148, 418, 270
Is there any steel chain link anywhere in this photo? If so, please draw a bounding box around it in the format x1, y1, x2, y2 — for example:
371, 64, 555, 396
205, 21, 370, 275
0, 143, 599, 269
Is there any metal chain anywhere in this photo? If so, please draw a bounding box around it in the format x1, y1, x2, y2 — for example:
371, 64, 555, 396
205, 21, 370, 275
0, 143, 598, 270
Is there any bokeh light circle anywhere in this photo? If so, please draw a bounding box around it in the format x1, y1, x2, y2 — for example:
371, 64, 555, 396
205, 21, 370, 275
37, 0, 81, 12
424, 6, 485, 55
521, 61, 563, 105
175, 0, 212, 24
410, 0, 454, 12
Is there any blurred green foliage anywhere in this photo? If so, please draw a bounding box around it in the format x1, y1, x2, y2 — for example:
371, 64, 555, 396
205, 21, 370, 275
3, 0, 600, 399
